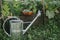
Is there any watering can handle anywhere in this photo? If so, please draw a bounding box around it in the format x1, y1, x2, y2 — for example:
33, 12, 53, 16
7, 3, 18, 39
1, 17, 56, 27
3, 16, 21, 37
23, 10, 41, 34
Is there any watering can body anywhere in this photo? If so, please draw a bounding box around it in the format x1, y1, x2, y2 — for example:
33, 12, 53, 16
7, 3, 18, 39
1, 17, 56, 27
10, 20, 23, 40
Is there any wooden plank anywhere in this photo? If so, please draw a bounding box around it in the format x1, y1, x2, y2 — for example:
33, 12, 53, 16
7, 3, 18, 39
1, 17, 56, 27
0, 0, 1, 6
0, 0, 2, 17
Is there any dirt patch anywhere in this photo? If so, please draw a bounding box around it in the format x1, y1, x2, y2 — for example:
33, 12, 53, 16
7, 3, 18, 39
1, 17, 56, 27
19, 14, 43, 26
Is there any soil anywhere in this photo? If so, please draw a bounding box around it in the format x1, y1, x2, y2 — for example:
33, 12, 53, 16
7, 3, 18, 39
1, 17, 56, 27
19, 14, 43, 26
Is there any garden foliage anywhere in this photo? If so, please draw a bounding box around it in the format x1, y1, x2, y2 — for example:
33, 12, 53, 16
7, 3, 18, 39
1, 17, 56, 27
0, 0, 60, 40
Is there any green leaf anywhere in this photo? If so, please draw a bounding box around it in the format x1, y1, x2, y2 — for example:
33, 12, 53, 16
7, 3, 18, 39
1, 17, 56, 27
46, 10, 55, 19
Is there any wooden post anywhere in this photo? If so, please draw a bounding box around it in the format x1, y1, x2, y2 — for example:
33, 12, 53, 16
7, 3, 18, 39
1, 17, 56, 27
0, 0, 1, 6
0, 0, 2, 17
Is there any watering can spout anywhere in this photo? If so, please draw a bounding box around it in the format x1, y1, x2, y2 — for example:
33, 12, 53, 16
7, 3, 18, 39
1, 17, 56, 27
23, 10, 41, 34
37, 10, 41, 16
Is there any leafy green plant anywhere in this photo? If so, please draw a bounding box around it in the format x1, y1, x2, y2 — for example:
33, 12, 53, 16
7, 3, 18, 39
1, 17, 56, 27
45, 1, 60, 19
20, 0, 37, 14
1, 2, 10, 17
2, 0, 43, 16
12, 0, 21, 16
46, 10, 55, 19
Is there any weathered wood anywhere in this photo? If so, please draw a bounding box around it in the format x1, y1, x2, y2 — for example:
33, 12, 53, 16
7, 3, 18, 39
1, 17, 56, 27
0, 0, 2, 6
0, 0, 2, 17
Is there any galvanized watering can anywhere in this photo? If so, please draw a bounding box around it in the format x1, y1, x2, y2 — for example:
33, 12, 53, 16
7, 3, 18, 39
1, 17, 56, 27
3, 10, 41, 40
